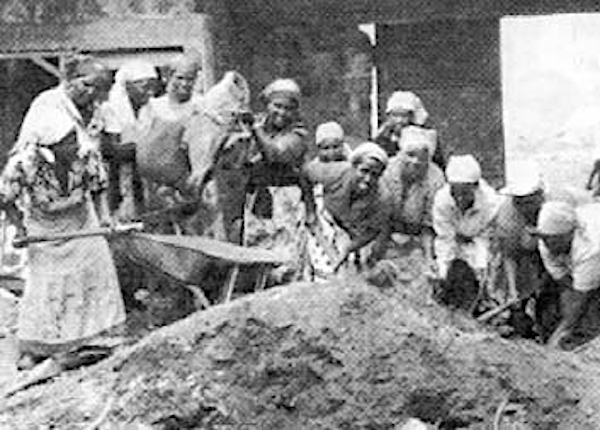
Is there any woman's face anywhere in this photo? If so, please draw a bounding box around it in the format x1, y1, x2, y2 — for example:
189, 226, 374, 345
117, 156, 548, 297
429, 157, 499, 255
318, 138, 346, 162
354, 157, 385, 194
387, 108, 413, 132
541, 232, 573, 256
401, 147, 429, 180
266, 96, 298, 130
450, 182, 478, 212
513, 190, 545, 221
125, 78, 155, 108
167, 67, 197, 103
68, 71, 108, 108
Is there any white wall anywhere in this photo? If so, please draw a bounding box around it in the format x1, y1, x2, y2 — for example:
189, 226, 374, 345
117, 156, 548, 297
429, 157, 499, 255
501, 14, 600, 188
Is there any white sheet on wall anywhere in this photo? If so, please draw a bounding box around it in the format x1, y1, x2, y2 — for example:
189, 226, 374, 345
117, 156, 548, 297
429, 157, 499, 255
501, 14, 600, 188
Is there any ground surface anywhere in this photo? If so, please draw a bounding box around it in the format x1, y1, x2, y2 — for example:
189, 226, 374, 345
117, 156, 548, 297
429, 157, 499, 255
3, 248, 600, 429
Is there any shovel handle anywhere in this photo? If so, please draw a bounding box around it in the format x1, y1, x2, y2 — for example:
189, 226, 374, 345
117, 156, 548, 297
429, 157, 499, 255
13, 223, 143, 248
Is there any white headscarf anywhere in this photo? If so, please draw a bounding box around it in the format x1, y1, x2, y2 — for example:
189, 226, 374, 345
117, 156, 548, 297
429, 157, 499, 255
104, 60, 157, 134
398, 125, 437, 155
385, 91, 429, 125
315, 121, 344, 146
535, 201, 577, 236
445, 154, 482, 183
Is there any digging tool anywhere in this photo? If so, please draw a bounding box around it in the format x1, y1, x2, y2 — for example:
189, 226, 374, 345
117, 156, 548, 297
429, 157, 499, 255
477, 290, 537, 324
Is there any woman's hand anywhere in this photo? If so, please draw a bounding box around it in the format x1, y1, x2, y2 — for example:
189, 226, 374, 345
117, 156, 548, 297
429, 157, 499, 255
99, 216, 113, 228
456, 233, 474, 245
332, 249, 350, 273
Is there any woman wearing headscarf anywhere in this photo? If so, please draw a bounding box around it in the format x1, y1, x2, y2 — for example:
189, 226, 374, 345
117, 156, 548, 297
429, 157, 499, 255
305, 121, 352, 198
102, 60, 157, 221
432, 154, 502, 311
379, 126, 445, 272
492, 160, 593, 338
533, 201, 600, 348
248, 78, 312, 219
375, 90, 446, 169
0, 55, 125, 368
302, 142, 389, 280
240, 79, 314, 282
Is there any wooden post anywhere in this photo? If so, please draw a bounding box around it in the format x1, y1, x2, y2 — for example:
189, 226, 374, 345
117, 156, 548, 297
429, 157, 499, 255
186, 14, 217, 93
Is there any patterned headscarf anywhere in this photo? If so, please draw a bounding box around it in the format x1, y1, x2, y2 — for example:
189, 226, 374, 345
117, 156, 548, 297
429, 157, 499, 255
262, 79, 301, 104
350, 142, 389, 168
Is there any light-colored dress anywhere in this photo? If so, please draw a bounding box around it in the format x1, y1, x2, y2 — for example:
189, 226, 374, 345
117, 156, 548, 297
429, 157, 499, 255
1, 85, 125, 354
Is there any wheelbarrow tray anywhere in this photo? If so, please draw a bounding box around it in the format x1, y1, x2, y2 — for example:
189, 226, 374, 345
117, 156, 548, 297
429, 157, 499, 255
114, 232, 287, 287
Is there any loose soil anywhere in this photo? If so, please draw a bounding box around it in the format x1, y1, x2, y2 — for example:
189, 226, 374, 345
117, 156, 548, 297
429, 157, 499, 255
3, 250, 600, 429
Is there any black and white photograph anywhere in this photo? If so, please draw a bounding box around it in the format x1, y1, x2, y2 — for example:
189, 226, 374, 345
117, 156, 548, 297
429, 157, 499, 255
1, 1, 600, 428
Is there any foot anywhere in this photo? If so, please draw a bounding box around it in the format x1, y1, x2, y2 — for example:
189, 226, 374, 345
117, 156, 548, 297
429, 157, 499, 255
16, 353, 46, 371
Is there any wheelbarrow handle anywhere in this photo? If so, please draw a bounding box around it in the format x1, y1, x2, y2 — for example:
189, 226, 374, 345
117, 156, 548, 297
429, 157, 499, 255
13, 223, 144, 248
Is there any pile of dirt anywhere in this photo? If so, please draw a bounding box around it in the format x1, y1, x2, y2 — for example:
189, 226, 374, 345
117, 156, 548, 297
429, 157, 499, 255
3, 265, 600, 429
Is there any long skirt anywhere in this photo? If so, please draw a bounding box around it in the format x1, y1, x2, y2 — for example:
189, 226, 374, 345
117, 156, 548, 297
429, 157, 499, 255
18, 202, 125, 355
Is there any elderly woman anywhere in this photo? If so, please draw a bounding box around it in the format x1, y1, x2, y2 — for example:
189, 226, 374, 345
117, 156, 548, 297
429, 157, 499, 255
380, 126, 445, 270
102, 60, 157, 221
302, 142, 389, 280
375, 90, 445, 169
433, 154, 502, 311
0, 56, 125, 368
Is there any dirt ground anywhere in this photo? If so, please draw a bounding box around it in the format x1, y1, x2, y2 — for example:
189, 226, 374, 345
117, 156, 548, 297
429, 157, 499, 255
2, 167, 600, 429
3, 242, 600, 429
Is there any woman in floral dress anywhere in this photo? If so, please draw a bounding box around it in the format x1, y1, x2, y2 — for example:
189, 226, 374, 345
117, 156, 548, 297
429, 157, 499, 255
1, 56, 125, 367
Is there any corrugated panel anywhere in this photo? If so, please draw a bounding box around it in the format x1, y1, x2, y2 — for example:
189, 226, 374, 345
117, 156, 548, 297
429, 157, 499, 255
0, 16, 209, 54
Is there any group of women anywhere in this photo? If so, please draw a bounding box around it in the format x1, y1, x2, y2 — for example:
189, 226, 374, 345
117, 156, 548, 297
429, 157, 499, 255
294, 82, 600, 350
2, 51, 597, 370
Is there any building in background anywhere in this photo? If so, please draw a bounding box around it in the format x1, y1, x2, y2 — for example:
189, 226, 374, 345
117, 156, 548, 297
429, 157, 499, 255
4, 0, 600, 186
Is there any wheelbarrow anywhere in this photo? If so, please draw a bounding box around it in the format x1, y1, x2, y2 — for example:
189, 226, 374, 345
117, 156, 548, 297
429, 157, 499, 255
13, 223, 289, 307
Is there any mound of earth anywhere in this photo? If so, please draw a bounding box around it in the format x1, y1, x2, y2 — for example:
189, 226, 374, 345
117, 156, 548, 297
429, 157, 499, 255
3, 263, 600, 429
